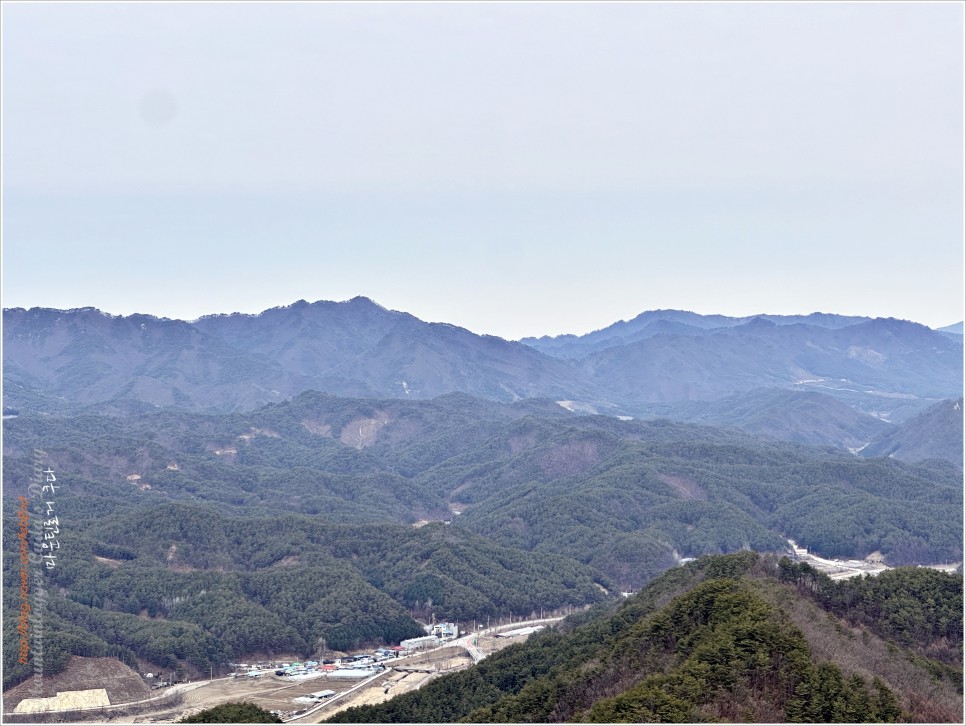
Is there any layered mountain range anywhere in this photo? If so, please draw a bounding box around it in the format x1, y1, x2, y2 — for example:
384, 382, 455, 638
2, 299, 604, 415
3, 300, 962, 714
3, 298, 962, 461
3, 388, 961, 693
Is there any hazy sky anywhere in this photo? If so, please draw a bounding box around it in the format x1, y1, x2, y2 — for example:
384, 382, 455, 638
2, 1, 963, 338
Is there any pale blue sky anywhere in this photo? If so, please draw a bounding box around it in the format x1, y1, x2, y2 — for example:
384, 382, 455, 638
2, 1, 963, 338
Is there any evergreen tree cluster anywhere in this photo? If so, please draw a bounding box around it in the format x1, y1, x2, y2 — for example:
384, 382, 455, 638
178, 701, 282, 723
328, 553, 962, 723
3, 391, 961, 695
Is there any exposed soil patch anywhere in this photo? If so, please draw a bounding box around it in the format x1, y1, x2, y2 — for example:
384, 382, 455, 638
272, 555, 301, 568
656, 473, 707, 500
340, 412, 390, 449
301, 419, 332, 436
2, 657, 149, 712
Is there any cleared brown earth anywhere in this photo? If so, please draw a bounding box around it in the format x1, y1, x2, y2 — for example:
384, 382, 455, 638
296, 636, 544, 722
306, 655, 472, 722
137, 652, 472, 724
1, 624, 557, 723
130, 676, 361, 723
2, 656, 150, 713
134, 639, 522, 723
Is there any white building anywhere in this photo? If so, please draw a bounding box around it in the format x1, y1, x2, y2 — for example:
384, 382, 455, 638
400, 635, 439, 650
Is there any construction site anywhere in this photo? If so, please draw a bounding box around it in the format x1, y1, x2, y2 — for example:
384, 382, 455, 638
786, 539, 961, 580
3, 620, 559, 724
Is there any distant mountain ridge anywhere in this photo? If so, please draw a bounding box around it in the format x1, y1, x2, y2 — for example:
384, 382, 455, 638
520, 309, 874, 359
576, 316, 961, 420
2, 299, 607, 414
936, 321, 964, 345
3, 300, 961, 441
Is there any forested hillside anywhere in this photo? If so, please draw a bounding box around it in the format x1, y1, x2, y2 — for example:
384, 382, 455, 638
0, 300, 606, 413
520, 310, 875, 358
861, 397, 964, 466
328, 553, 963, 723
663, 387, 891, 450
4, 391, 961, 694
1, 509, 607, 690
4, 392, 960, 588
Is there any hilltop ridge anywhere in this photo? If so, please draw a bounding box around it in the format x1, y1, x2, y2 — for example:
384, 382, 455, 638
4, 300, 961, 440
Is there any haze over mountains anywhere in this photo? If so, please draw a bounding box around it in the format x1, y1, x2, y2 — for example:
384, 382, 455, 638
3, 298, 962, 462
3, 299, 963, 720
2, 299, 605, 415
521, 309, 875, 358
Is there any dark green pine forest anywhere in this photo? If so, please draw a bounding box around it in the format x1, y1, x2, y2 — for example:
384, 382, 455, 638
327, 553, 963, 723
2, 390, 962, 700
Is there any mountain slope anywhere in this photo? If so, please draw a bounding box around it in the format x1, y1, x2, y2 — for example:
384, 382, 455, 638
5, 302, 960, 420
7, 391, 959, 594
860, 398, 964, 466
0, 306, 308, 412
1, 505, 610, 691
521, 310, 872, 359
578, 318, 962, 414
5, 392, 962, 700
191, 297, 404, 376
671, 387, 891, 450
310, 311, 607, 403
326, 553, 963, 723
2, 300, 607, 414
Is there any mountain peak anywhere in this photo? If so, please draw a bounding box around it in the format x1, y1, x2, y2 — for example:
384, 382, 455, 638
345, 295, 380, 306
736, 316, 778, 331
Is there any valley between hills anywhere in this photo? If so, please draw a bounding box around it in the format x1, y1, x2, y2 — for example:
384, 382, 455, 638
2, 299, 962, 723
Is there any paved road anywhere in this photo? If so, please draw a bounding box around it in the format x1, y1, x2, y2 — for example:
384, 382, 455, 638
453, 617, 562, 663
286, 617, 564, 723
4, 618, 567, 721
283, 670, 387, 723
